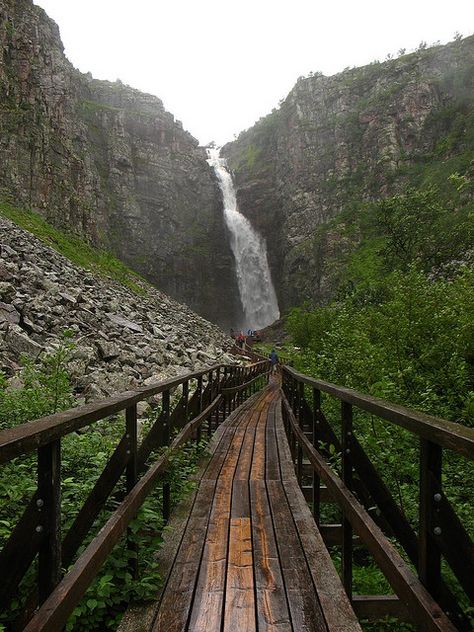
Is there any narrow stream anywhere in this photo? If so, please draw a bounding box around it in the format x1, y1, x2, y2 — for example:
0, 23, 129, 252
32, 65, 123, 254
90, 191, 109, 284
207, 148, 280, 330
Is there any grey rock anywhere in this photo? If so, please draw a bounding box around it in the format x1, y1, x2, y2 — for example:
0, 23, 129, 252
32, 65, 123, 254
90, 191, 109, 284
59, 292, 77, 304
0, 302, 20, 325
5, 324, 42, 359
0, 282, 16, 303
97, 341, 121, 362
0, 244, 17, 257
108, 314, 143, 333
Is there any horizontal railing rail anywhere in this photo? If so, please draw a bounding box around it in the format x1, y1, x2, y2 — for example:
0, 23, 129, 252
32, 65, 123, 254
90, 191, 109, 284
0, 359, 270, 631
284, 366, 474, 459
0, 365, 224, 464
281, 365, 474, 631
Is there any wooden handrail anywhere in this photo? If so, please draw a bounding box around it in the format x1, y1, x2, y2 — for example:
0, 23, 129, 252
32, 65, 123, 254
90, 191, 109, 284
0, 359, 271, 630
0, 361, 268, 464
283, 366, 474, 459
22, 395, 224, 632
281, 394, 457, 632
221, 369, 271, 395
281, 366, 473, 629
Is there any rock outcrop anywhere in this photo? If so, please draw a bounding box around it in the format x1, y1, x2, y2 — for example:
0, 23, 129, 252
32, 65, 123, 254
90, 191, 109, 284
0, 216, 235, 403
223, 36, 474, 310
0, 0, 240, 328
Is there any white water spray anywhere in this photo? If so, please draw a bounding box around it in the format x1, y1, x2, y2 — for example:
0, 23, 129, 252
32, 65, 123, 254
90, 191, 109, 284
207, 147, 280, 330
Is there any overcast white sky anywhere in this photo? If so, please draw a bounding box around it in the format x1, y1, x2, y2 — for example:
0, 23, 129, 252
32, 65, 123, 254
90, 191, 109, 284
35, 0, 474, 146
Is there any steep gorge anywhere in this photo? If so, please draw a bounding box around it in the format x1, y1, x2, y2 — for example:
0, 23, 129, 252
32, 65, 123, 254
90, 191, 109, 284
1, 0, 473, 327
0, 0, 240, 328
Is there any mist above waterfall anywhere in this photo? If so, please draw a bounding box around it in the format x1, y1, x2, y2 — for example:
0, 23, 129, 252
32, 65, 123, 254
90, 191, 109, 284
207, 148, 280, 331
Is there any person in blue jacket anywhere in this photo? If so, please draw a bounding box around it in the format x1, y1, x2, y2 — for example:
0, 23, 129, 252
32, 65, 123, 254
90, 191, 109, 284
269, 348, 279, 373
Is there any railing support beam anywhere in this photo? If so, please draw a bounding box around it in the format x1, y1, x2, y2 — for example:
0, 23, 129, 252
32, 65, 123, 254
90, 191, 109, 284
419, 439, 442, 600
38, 439, 62, 604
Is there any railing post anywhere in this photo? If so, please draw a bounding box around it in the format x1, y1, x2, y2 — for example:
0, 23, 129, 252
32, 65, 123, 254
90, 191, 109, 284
223, 367, 229, 418
183, 379, 189, 425
229, 366, 237, 414
341, 401, 353, 600
419, 439, 442, 600
37, 440, 61, 604
207, 369, 214, 435
289, 377, 297, 462
290, 375, 297, 415
215, 367, 221, 424
197, 375, 203, 442
126, 404, 138, 578
162, 389, 171, 524
312, 387, 321, 525
296, 382, 304, 485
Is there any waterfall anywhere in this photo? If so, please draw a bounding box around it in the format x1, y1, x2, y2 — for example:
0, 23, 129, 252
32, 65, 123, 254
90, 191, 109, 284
207, 147, 280, 330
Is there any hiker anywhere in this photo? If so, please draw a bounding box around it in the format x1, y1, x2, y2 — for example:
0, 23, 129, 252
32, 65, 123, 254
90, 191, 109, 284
269, 348, 279, 373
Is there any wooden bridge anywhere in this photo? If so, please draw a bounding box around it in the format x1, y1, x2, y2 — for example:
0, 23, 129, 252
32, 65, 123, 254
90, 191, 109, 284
0, 358, 473, 631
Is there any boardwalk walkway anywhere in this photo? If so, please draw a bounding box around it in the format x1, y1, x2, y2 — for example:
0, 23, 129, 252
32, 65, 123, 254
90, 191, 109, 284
120, 378, 361, 632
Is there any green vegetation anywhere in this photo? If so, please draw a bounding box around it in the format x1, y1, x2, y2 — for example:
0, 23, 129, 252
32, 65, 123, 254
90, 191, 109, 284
0, 342, 209, 630
287, 267, 474, 425
283, 180, 474, 626
0, 201, 147, 295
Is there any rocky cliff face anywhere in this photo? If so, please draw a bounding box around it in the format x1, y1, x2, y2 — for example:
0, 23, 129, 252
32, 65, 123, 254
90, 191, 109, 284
223, 36, 474, 310
0, 0, 240, 329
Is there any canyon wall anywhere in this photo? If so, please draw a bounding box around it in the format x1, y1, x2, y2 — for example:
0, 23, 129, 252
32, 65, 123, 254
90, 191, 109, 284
2, 0, 473, 323
223, 36, 474, 310
0, 0, 240, 328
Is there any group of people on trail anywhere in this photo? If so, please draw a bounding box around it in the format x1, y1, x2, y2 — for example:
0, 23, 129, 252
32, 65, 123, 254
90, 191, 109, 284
229, 328, 279, 373
230, 329, 261, 348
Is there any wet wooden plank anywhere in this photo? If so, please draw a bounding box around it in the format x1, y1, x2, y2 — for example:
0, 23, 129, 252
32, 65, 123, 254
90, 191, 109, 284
250, 480, 292, 632
187, 478, 231, 631
151, 479, 218, 632
274, 396, 295, 481
153, 394, 260, 631
250, 405, 267, 480
203, 406, 251, 480
235, 408, 261, 481
282, 478, 362, 631
267, 480, 328, 632
223, 510, 256, 631
265, 398, 281, 481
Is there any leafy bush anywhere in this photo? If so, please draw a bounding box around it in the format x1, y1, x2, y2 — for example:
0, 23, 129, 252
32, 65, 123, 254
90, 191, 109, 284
285, 267, 474, 628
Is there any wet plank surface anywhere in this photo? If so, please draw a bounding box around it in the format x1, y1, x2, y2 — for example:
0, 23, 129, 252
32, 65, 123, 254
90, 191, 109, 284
149, 378, 361, 632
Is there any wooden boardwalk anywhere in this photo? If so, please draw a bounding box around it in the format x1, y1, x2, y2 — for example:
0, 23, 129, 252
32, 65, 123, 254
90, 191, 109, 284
121, 379, 361, 632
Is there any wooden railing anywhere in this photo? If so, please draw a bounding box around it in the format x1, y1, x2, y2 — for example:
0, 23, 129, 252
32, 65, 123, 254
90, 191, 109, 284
0, 360, 270, 632
281, 365, 474, 632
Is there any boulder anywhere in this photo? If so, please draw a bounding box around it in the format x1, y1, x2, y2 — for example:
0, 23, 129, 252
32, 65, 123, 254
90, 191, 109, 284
97, 341, 121, 362
5, 324, 42, 359
0, 302, 20, 325
0, 282, 16, 303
